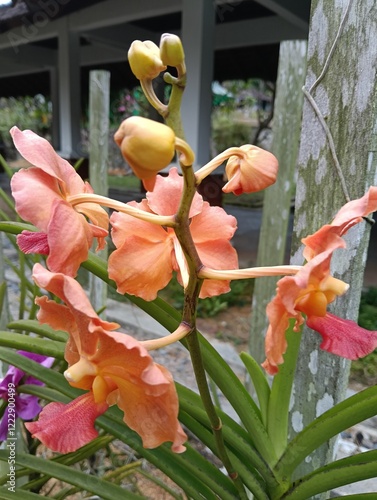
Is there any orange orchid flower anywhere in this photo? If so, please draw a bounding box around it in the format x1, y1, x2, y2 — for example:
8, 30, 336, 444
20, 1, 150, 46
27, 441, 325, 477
263, 187, 377, 375
25, 264, 187, 454
10, 127, 109, 277
108, 168, 239, 300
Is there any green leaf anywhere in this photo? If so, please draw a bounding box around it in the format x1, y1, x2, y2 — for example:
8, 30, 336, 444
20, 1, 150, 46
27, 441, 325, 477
17, 435, 114, 491
275, 385, 377, 477
177, 383, 274, 480
196, 333, 277, 465
0, 348, 78, 399
7, 319, 68, 342
267, 321, 302, 459
0, 221, 37, 236
0, 332, 65, 359
282, 450, 377, 499
99, 410, 219, 500
0, 487, 42, 500
0, 452, 142, 500
240, 351, 271, 426
179, 410, 269, 500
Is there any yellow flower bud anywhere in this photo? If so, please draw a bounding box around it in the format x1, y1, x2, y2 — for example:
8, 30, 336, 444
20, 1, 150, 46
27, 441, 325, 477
159, 33, 185, 67
128, 40, 166, 80
114, 116, 176, 190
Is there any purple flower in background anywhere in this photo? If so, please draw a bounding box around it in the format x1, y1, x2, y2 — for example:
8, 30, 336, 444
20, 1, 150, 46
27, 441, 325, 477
0, 351, 54, 441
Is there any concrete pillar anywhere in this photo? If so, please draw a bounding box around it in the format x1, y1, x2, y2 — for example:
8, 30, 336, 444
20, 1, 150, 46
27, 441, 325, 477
57, 18, 81, 158
181, 0, 215, 167
49, 66, 60, 151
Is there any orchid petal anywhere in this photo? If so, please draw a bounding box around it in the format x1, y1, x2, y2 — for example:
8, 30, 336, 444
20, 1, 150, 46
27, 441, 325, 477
307, 313, 377, 360
303, 186, 377, 260
146, 168, 203, 217
25, 393, 108, 453
109, 209, 175, 300
17, 231, 49, 255
10, 127, 85, 195
11, 168, 61, 231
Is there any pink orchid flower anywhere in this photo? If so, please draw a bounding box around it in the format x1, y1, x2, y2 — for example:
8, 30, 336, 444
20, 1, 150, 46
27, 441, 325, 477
108, 168, 239, 301
25, 264, 186, 454
262, 187, 377, 375
10, 127, 109, 277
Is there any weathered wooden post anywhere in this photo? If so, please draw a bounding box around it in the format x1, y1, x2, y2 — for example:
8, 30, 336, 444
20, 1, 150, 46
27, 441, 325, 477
249, 40, 307, 365
88, 70, 110, 317
288, 0, 377, 491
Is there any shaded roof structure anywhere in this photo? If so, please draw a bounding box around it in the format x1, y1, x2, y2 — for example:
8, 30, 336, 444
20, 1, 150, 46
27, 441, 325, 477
0, 0, 311, 161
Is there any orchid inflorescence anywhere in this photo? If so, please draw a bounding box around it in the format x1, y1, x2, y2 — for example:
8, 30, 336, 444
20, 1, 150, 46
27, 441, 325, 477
3, 33, 377, 470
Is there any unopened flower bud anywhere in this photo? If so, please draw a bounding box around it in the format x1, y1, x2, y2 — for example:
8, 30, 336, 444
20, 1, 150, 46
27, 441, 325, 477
223, 145, 278, 195
160, 33, 185, 67
114, 116, 176, 190
128, 40, 166, 80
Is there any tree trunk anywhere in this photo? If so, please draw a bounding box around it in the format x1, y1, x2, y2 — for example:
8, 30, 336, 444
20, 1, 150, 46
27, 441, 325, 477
288, 0, 377, 494
249, 40, 307, 365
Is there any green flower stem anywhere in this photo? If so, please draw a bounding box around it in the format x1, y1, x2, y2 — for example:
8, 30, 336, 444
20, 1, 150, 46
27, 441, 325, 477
164, 71, 187, 140
267, 320, 303, 462
172, 144, 246, 496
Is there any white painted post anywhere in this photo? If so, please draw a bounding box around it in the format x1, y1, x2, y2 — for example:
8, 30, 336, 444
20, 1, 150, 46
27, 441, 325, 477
57, 18, 81, 158
88, 70, 110, 318
181, 0, 215, 166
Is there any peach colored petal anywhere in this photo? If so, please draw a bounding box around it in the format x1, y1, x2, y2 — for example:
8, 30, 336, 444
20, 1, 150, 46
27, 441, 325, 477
93, 330, 168, 389
109, 210, 175, 300
10, 127, 85, 196
303, 187, 377, 260
262, 290, 301, 375
189, 202, 237, 243
187, 202, 238, 298
11, 168, 61, 231
146, 168, 203, 217
25, 393, 108, 453
32, 264, 119, 359
112, 363, 186, 452
45, 201, 93, 277
196, 240, 238, 298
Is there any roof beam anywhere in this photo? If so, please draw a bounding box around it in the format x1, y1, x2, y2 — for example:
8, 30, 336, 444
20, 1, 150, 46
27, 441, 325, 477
215, 15, 307, 50
252, 0, 310, 31
69, 0, 179, 32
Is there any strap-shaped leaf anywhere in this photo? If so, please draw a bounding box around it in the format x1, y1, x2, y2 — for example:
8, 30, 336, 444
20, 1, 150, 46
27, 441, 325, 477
99, 410, 220, 500
281, 450, 377, 499
179, 409, 269, 500
0, 332, 65, 359
0, 348, 78, 399
0, 487, 41, 499
240, 351, 270, 426
8, 319, 68, 342
0, 451, 142, 500
275, 385, 377, 477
